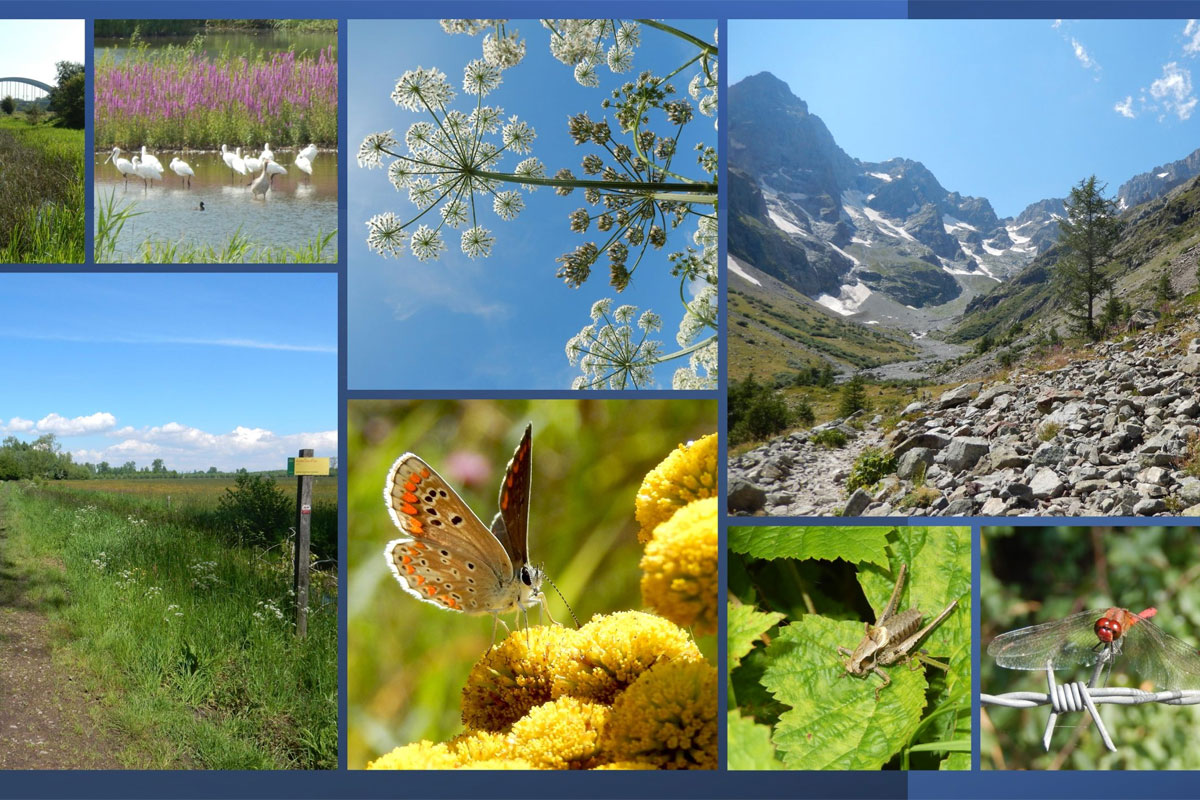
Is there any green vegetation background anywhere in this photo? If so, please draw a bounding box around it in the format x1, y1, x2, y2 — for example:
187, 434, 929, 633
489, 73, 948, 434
982, 525, 1200, 770
346, 398, 716, 769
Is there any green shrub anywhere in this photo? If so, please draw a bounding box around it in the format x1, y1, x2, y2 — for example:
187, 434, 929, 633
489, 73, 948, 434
837, 374, 869, 418
846, 447, 896, 493
729, 375, 791, 445
792, 396, 815, 428
217, 472, 293, 548
810, 429, 848, 449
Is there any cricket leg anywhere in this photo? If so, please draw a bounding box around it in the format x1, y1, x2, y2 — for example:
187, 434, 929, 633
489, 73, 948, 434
877, 563, 908, 627
870, 665, 892, 701
888, 598, 958, 657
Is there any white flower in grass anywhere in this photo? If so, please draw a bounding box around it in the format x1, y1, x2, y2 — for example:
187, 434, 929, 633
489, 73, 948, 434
463, 58, 501, 96
574, 58, 600, 88
493, 190, 524, 220
461, 226, 495, 258
366, 213, 407, 257
392, 66, 454, 111
357, 130, 397, 168
502, 118, 536, 154
409, 225, 445, 261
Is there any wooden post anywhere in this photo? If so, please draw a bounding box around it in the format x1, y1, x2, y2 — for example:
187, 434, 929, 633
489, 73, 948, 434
293, 448, 313, 639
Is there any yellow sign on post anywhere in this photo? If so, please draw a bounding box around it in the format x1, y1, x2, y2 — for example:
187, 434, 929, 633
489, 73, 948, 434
290, 457, 330, 476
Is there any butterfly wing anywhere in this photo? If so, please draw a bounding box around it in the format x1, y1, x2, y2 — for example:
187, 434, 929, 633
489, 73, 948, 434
383, 452, 514, 613
489, 424, 532, 569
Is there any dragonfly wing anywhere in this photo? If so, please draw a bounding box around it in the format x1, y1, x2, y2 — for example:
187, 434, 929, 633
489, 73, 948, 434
1121, 616, 1200, 690
988, 610, 1108, 671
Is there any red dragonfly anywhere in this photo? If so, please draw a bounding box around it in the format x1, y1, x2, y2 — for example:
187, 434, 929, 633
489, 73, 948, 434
988, 606, 1200, 690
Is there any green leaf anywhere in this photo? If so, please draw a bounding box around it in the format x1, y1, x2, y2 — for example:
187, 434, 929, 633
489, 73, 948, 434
942, 751, 971, 770
761, 616, 927, 770
728, 601, 785, 673
728, 525, 891, 565
727, 711, 784, 770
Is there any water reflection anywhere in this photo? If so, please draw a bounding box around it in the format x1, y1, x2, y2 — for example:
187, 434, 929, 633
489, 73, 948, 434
95, 147, 338, 262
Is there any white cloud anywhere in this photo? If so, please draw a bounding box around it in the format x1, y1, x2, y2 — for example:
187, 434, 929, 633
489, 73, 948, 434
34, 412, 118, 436
1114, 95, 1136, 118
5, 417, 35, 432
1150, 62, 1197, 120
1185, 20, 1200, 55
1052, 19, 1063, 29
1071, 37, 1099, 71
76, 422, 337, 471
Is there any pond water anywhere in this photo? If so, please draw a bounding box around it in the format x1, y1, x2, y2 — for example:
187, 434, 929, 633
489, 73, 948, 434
94, 147, 338, 262
95, 31, 337, 64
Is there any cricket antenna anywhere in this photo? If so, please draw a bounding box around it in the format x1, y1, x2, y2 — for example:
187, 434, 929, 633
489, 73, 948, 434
543, 573, 580, 628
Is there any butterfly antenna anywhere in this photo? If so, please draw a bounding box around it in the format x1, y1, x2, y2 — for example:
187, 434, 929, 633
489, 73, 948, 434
543, 573, 580, 629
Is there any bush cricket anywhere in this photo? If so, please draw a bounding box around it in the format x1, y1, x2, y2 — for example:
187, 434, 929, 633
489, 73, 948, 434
837, 563, 959, 700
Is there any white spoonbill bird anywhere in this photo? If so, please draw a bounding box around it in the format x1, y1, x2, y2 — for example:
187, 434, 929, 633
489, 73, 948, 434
260, 142, 275, 161
294, 154, 313, 182
243, 150, 263, 174
104, 147, 136, 188
221, 144, 235, 170
265, 159, 288, 183
140, 145, 163, 172
131, 155, 163, 190
169, 157, 194, 188
250, 159, 272, 200
231, 146, 247, 176
298, 143, 318, 163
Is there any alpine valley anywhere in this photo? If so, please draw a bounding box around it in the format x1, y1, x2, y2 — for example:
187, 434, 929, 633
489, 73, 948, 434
728, 71, 1200, 517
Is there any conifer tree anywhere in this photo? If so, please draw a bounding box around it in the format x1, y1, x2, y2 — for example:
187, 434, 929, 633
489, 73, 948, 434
1054, 176, 1122, 339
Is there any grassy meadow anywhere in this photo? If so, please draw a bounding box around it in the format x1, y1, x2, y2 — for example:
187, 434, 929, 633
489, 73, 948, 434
0, 480, 337, 769
0, 114, 85, 263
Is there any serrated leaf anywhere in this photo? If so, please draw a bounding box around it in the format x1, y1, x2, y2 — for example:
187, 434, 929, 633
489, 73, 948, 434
728, 526, 891, 565
761, 616, 927, 769
728, 601, 785, 673
727, 711, 784, 770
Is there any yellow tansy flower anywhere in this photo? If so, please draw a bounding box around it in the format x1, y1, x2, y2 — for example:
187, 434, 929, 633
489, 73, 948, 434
601, 659, 718, 770
461, 624, 579, 732
457, 758, 536, 769
635, 432, 717, 543
640, 497, 718, 635
553, 611, 701, 705
367, 740, 458, 770
592, 760, 660, 770
507, 697, 610, 770
448, 730, 511, 764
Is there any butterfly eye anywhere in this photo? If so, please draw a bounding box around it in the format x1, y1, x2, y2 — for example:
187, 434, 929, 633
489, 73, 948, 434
520, 566, 532, 586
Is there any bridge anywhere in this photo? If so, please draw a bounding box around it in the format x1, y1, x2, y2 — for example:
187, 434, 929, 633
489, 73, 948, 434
0, 77, 54, 104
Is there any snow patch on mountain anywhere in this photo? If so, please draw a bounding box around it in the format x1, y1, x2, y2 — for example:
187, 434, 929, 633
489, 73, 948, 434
816, 281, 872, 316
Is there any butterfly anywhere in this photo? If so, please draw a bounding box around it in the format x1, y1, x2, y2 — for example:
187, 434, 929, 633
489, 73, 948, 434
383, 424, 555, 636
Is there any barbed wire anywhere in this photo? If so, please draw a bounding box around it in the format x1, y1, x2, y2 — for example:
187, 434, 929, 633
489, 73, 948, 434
982, 659, 1200, 752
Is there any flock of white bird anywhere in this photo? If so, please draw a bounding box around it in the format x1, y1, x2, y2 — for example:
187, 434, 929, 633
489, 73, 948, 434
103, 143, 320, 200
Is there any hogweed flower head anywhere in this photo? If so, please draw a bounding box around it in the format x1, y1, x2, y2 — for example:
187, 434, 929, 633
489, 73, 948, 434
566, 298, 664, 389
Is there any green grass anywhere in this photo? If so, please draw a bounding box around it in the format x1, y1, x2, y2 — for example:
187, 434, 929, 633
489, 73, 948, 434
0, 115, 85, 263
2, 482, 337, 769
95, 191, 337, 263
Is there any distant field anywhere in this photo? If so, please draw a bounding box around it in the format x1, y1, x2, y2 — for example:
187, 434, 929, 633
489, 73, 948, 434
57, 477, 338, 505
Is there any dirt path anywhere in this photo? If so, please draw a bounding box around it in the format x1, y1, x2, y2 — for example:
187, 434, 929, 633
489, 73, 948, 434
0, 487, 125, 769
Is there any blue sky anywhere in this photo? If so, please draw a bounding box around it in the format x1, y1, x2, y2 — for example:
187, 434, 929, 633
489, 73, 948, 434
0, 19, 83, 84
347, 19, 717, 389
731, 19, 1200, 218
0, 274, 337, 472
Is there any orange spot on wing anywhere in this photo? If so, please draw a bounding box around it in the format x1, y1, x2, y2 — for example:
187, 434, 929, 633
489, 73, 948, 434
425, 585, 437, 596
501, 492, 509, 511
409, 520, 424, 534
415, 575, 424, 584
402, 492, 418, 503
410, 542, 425, 550
401, 503, 419, 516
405, 565, 415, 575
420, 468, 431, 479
404, 481, 418, 493
444, 596, 458, 609
402, 555, 412, 564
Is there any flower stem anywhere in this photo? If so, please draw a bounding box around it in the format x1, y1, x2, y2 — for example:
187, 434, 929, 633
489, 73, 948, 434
635, 20, 718, 56
472, 169, 716, 196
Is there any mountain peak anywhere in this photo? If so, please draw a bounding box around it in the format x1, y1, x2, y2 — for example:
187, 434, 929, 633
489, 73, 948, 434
733, 71, 808, 113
